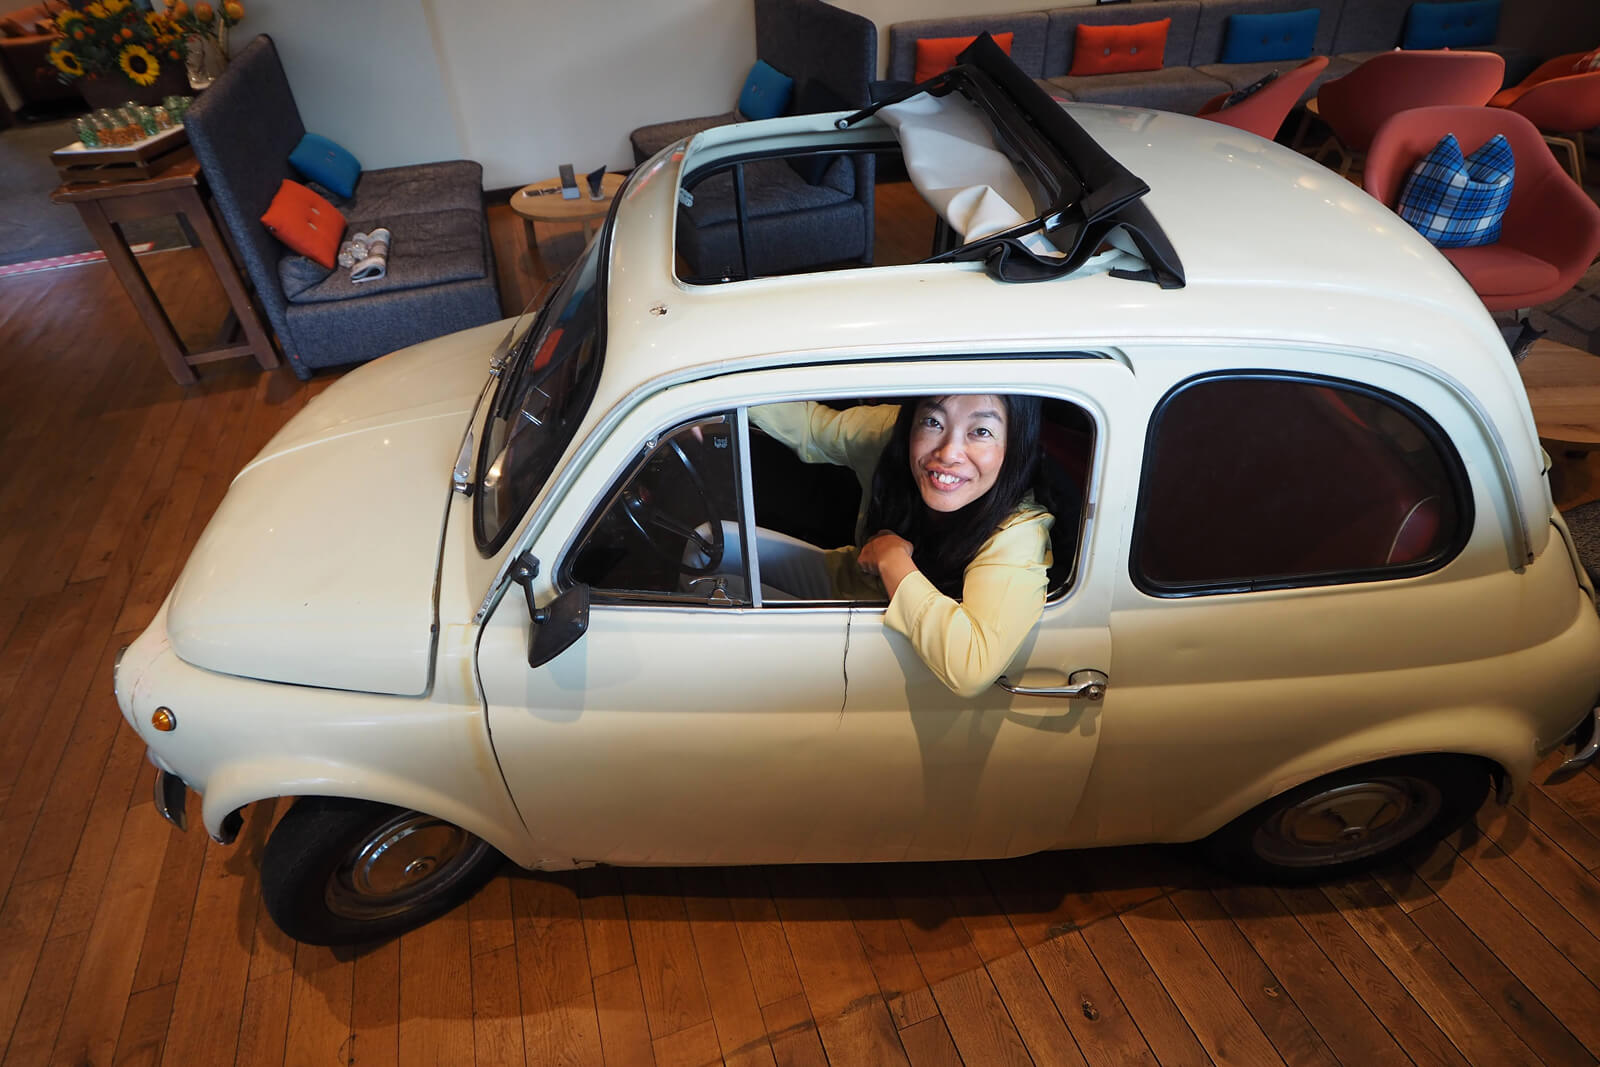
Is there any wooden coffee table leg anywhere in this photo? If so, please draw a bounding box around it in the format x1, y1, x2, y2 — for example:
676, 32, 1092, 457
75, 201, 198, 386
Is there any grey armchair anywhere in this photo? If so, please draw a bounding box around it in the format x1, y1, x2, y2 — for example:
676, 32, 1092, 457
185, 35, 500, 379
629, 0, 877, 280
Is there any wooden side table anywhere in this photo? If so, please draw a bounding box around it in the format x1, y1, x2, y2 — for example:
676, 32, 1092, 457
509, 173, 626, 267
1517, 338, 1600, 453
51, 155, 279, 386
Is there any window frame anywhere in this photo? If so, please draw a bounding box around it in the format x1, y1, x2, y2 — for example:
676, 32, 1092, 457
1128, 370, 1475, 598
557, 382, 1102, 611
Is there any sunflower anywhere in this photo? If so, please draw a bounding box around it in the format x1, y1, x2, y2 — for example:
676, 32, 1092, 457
85, 3, 107, 17
54, 8, 82, 28
102, 0, 130, 13
118, 43, 160, 85
48, 46, 84, 77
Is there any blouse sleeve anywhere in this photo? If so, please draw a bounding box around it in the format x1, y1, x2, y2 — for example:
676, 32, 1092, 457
748, 401, 898, 477
883, 505, 1053, 698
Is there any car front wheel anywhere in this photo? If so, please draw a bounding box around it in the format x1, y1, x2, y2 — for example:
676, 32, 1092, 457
1201, 755, 1492, 883
260, 797, 503, 945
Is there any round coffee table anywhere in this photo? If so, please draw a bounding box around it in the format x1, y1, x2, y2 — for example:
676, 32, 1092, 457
510, 173, 626, 265
1518, 339, 1600, 452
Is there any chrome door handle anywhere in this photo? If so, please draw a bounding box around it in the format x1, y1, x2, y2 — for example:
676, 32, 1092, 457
996, 668, 1107, 700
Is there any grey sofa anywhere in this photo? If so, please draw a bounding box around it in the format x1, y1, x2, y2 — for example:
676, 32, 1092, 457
886, 0, 1600, 118
629, 0, 877, 280
186, 35, 500, 380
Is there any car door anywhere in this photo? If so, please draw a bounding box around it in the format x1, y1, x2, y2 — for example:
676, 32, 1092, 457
829, 357, 1140, 861
478, 357, 1140, 867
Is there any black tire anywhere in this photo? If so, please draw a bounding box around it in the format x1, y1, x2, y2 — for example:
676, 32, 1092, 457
1201, 755, 1492, 884
260, 797, 503, 946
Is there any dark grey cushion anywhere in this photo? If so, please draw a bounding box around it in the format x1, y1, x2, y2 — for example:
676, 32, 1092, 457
1047, 65, 1231, 112
351, 161, 487, 216
1563, 499, 1600, 585
887, 13, 1050, 81
283, 275, 501, 371
1041, 1, 1203, 77
283, 209, 489, 305
679, 198, 869, 278
1329, 0, 1408, 53
630, 112, 739, 166
1192, 0, 1338, 67
1195, 57, 1340, 98
685, 158, 855, 229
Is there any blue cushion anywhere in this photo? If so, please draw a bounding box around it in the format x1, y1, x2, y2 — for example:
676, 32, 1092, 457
1220, 9, 1320, 64
289, 133, 362, 200
1402, 0, 1500, 49
736, 59, 794, 121
1396, 133, 1514, 248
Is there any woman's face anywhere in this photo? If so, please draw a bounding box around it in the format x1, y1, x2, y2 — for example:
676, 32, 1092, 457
908, 394, 1008, 513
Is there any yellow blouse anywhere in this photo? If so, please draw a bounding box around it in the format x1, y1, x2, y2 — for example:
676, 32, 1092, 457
750, 401, 1054, 697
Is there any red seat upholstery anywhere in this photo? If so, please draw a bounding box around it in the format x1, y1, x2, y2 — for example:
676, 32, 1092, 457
1313, 50, 1504, 176
1137, 381, 1450, 586
1490, 53, 1600, 183
1197, 56, 1328, 141
1365, 105, 1600, 313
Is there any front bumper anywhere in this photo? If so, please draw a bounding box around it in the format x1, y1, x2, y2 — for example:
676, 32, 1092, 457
1545, 706, 1600, 786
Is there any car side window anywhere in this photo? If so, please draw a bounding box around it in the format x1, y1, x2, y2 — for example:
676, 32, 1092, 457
568, 415, 748, 602
746, 395, 1095, 603
1133, 374, 1469, 594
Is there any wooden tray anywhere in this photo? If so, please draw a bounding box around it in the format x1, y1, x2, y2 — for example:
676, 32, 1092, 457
52, 125, 190, 183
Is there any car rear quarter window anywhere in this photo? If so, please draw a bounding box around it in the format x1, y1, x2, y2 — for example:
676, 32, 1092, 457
1133, 374, 1471, 595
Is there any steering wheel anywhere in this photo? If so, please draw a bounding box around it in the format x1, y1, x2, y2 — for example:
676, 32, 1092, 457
620, 439, 724, 575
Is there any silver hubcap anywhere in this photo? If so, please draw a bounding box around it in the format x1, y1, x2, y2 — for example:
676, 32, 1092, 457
1253, 776, 1442, 868
326, 811, 489, 920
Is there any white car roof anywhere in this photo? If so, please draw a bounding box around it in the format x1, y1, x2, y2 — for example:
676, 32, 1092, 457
573, 99, 1542, 562
602, 103, 1508, 389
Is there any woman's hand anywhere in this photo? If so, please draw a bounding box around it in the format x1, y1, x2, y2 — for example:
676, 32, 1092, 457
858, 530, 918, 598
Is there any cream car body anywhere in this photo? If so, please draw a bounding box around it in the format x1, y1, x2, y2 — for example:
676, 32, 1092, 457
115, 49, 1600, 942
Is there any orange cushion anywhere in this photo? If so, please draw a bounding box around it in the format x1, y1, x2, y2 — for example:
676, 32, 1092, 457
1068, 19, 1171, 77
1575, 47, 1600, 74
913, 32, 1013, 84
259, 179, 345, 270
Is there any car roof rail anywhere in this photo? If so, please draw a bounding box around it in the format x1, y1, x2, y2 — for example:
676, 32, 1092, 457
842, 33, 1185, 289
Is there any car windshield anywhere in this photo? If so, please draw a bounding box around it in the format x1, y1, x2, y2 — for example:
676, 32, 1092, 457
474, 240, 605, 555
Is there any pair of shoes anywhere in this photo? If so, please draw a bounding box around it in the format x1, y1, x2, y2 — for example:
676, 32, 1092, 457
337, 227, 391, 270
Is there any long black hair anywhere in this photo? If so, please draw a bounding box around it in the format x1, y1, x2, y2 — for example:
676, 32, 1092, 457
864, 394, 1045, 598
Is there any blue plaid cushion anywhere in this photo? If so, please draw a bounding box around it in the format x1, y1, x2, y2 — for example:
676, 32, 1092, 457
1396, 133, 1514, 249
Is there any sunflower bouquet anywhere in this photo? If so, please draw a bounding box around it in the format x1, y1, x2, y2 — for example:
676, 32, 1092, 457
46, 0, 243, 89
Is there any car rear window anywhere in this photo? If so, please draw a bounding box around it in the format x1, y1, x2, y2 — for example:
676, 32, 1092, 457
1132, 374, 1470, 594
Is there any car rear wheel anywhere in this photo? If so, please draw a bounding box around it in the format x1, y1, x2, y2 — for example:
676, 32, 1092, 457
261, 797, 503, 945
1201, 755, 1491, 883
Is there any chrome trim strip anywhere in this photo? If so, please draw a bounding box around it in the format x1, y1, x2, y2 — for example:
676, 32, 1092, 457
735, 407, 762, 607
1545, 706, 1600, 786
153, 769, 188, 832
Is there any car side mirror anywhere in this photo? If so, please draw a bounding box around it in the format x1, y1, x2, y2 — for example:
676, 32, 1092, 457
510, 553, 591, 668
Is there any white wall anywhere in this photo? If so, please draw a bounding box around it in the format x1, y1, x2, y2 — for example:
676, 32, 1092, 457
245, 0, 755, 190
830, 0, 1091, 77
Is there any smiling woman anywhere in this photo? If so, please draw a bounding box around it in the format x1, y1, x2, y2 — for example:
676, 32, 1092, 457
749, 395, 1055, 697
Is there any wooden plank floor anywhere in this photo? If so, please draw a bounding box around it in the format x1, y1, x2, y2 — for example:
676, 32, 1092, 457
1, 183, 1599, 1067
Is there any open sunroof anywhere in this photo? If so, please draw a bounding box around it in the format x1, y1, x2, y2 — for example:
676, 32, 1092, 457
842, 33, 1185, 289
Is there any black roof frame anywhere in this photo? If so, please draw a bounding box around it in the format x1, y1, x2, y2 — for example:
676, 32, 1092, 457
842, 33, 1185, 289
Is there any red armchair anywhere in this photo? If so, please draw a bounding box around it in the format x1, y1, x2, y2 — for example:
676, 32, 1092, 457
1489, 53, 1600, 184
1197, 56, 1328, 141
1313, 50, 1505, 177
1364, 105, 1600, 313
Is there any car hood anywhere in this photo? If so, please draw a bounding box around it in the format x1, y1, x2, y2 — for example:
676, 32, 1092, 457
166, 320, 512, 696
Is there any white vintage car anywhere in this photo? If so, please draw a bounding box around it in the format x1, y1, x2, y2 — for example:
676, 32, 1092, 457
115, 40, 1600, 945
